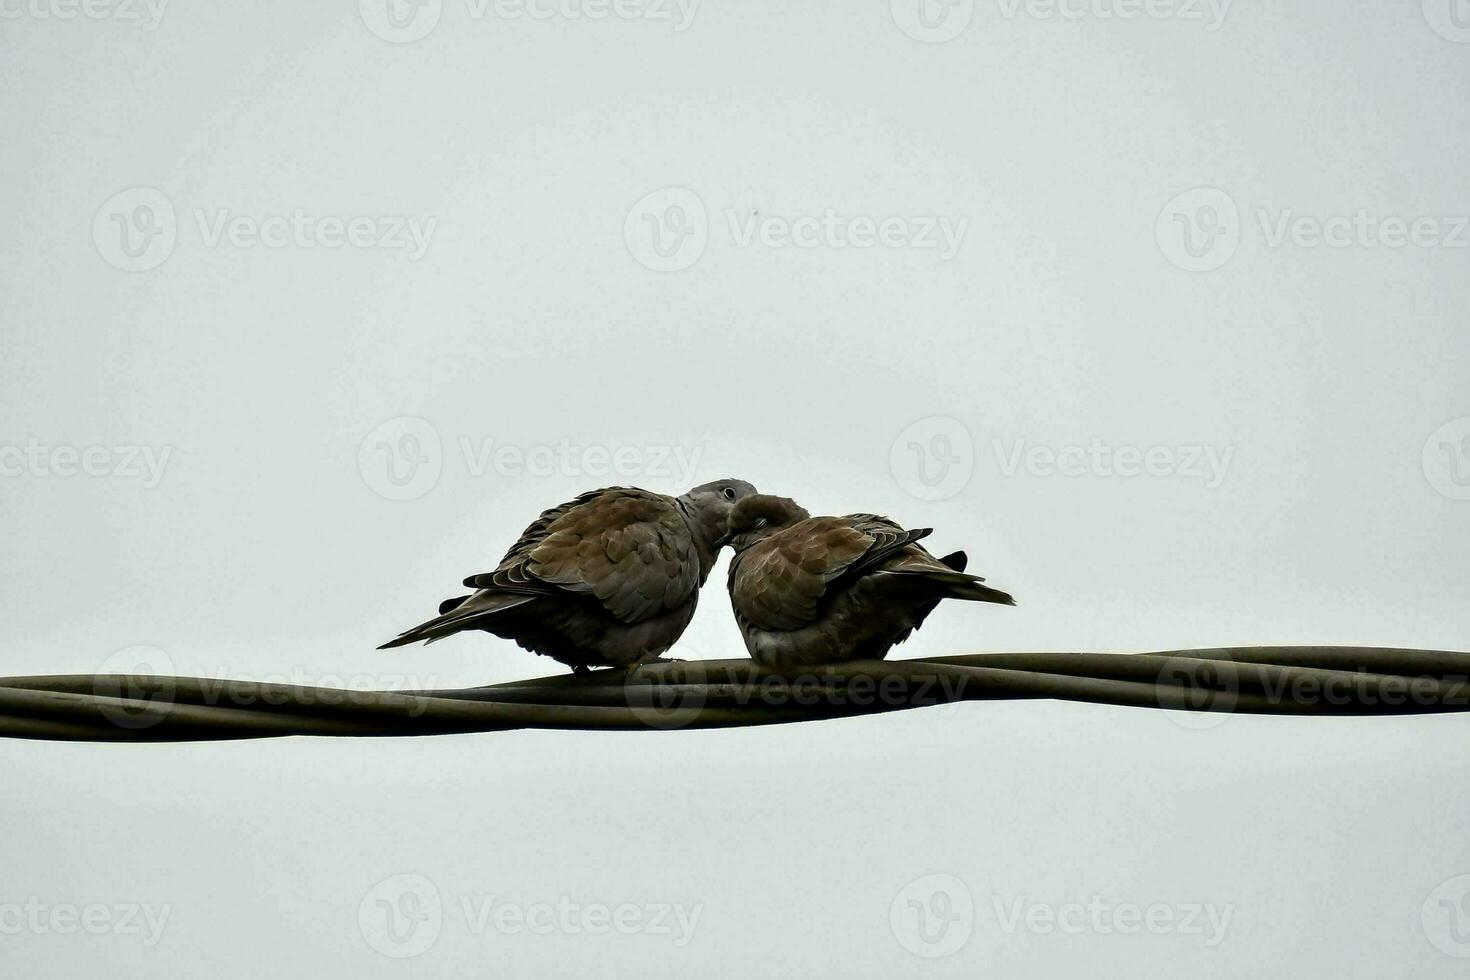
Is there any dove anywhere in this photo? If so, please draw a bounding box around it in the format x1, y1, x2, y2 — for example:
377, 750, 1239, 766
724, 494, 1014, 669
380, 479, 758, 672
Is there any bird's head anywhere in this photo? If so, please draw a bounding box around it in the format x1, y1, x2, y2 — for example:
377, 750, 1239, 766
679, 478, 759, 550
722, 494, 811, 552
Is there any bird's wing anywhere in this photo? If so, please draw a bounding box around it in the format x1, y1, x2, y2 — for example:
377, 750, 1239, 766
462, 487, 698, 624
833, 514, 935, 581
730, 515, 932, 631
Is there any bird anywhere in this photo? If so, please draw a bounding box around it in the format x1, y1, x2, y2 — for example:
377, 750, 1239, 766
724, 494, 1014, 669
380, 479, 758, 672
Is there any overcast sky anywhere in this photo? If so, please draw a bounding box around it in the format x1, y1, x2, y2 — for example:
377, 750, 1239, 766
3, 2, 1469, 976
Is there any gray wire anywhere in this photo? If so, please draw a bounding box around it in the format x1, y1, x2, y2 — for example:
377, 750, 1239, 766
1, 647, 1466, 742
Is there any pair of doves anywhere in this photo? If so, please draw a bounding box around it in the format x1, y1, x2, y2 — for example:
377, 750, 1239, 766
380, 480, 1014, 672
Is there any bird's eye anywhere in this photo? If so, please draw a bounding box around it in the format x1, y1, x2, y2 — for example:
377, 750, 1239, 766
722, 487, 737, 500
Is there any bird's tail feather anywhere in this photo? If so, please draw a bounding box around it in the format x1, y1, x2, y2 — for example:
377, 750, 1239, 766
939, 576, 1016, 606
886, 562, 1016, 606
438, 594, 472, 615
937, 550, 968, 572
377, 591, 535, 649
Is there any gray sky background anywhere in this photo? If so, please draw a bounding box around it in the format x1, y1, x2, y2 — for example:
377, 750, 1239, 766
3, 1, 1469, 976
